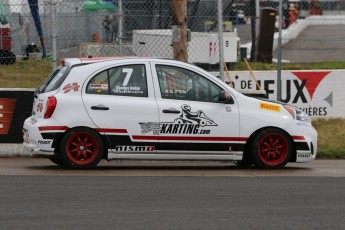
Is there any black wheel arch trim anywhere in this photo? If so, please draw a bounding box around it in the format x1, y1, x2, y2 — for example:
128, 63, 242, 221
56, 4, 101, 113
244, 126, 303, 163
43, 126, 110, 159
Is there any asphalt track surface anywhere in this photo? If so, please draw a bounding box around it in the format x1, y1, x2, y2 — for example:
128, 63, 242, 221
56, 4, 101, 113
0, 158, 344, 177
1, 158, 345, 230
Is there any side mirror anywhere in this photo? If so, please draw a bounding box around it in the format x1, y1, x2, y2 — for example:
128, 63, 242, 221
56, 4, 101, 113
219, 91, 234, 104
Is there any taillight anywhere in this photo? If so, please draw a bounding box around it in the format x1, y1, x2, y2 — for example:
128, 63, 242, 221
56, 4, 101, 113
44, 96, 57, 119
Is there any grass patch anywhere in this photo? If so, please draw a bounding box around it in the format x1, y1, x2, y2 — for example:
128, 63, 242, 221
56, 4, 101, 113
1, 60, 345, 157
312, 119, 345, 158
2, 60, 345, 88
0, 60, 52, 88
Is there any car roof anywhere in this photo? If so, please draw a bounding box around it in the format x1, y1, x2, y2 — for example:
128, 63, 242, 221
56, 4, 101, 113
62, 56, 170, 67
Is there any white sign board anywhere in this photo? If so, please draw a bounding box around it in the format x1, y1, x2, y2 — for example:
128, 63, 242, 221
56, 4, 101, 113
227, 70, 345, 118
208, 32, 238, 64
223, 32, 237, 62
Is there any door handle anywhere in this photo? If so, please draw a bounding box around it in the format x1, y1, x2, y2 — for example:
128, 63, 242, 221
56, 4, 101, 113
163, 109, 180, 114
91, 105, 109, 110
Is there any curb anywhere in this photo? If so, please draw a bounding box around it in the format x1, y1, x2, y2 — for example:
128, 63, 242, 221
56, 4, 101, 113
0, 144, 32, 157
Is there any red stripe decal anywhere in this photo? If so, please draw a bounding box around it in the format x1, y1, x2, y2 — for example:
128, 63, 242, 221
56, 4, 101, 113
95, 128, 127, 133
39, 126, 69, 131
292, 136, 305, 140
133, 135, 248, 142
132, 136, 159, 141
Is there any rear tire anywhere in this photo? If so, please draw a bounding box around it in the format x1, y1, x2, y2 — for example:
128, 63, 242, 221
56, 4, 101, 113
49, 155, 65, 167
60, 127, 104, 169
252, 128, 292, 169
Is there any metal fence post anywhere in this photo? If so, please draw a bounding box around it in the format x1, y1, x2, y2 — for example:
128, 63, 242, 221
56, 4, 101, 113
118, 0, 123, 49
277, 0, 283, 101
50, 0, 57, 70
217, 0, 225, 82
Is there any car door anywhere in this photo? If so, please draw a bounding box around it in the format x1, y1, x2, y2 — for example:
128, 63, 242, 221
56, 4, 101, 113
150, 62, 243, 157
82, 61, 159, 155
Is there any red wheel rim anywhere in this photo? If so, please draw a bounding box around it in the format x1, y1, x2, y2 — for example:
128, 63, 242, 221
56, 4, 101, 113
257, 133, 288, 166
66, 132, 99, 165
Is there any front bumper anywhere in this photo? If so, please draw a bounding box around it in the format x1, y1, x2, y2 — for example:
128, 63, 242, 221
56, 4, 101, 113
286, 121, 318, 163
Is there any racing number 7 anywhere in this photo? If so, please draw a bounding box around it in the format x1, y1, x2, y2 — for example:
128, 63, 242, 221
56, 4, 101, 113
122, 68, 133, 86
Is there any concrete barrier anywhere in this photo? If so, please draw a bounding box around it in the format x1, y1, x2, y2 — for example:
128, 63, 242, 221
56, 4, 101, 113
0, 144, 31, 157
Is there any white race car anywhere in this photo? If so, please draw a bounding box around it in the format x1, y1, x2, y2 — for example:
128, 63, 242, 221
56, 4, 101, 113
23, 57, 317, 169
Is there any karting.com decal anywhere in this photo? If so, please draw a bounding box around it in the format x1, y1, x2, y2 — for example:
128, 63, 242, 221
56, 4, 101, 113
140, 104, 217, 135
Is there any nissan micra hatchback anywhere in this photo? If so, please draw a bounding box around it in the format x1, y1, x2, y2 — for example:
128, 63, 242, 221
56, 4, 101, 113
23, 57, 317, 169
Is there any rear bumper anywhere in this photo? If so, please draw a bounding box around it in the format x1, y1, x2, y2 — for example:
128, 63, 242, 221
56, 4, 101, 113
22, 117, 55, 156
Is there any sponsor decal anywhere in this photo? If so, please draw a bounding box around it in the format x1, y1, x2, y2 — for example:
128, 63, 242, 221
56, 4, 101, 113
140, 104, 217, 135
112, 86, 144, 95
0, 98, 17, 135
297, 153, 311, 158
90, 82, 108, 89
259, 102, 281, 112
37, 102, 43, 112
38, 140, 52, 146
90, 82, 108, 93
114, 145, 155, 152
140, 122, 161, 135
297, 121, 311, 127
226, 107, 232, 112
63, 82, 80, 93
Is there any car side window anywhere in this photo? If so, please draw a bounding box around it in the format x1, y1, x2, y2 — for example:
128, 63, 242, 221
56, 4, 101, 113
86, 64, 148, 97
156, 65, 222, 103
86, 70, 109, 95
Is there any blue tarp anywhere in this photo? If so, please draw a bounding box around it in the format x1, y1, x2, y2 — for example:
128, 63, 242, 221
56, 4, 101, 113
28, 0, 46, 59
83, 0, 117, 12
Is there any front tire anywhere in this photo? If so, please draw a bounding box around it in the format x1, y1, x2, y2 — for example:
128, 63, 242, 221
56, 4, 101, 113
60, 127, 104, 169
252, 128, 292, 169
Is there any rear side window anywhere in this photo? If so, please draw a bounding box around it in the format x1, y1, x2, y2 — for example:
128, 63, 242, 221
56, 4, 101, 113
86, 64, 148, 97
40, 66, 70, 93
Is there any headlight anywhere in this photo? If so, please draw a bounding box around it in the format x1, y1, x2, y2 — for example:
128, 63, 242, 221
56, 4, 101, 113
283, 105, 311, 123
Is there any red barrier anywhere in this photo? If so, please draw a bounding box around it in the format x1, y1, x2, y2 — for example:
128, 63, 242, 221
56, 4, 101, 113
0, 27, 11, 51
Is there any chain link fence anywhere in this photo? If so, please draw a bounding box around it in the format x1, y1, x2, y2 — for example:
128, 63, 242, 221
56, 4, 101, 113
0, 0, 345, 66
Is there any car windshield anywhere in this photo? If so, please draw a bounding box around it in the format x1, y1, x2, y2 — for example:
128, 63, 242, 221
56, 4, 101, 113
39, 66, 70, 93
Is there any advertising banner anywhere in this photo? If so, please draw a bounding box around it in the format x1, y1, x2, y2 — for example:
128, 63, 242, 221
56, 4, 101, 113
0, 90, 33, 143
229, 70, 345, 118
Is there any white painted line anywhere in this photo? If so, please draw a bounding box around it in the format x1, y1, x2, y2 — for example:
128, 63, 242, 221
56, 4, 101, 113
0, 105, 3, 109
0, 124, 3, 129
0, 114, 3, 117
